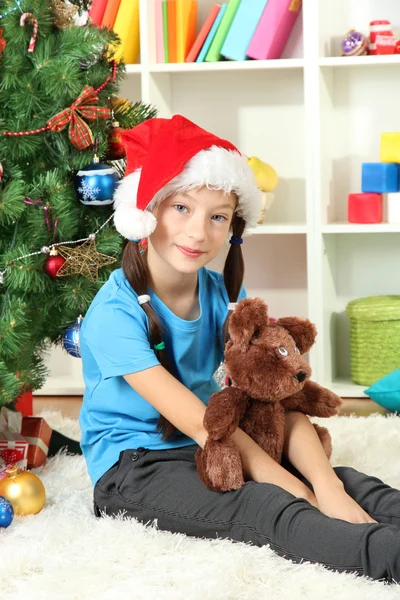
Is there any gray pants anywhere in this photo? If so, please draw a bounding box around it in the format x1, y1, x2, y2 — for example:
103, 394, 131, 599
93, 445, 400, 583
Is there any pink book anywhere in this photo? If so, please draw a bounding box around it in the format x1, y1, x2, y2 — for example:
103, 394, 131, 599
155, 0, 165, 63
246, 0, 302, 60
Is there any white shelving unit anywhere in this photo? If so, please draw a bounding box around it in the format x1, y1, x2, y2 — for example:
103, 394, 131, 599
37, 0, 400, 398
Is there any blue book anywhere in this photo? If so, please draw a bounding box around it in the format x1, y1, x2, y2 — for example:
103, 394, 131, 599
221, 0, 268, 61
196, 4, 227, 63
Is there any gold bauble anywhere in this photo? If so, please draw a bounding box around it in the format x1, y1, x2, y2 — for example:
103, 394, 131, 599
0, 465, 46, 515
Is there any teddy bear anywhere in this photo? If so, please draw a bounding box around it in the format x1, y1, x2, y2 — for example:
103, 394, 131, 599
195, 297, 342, 492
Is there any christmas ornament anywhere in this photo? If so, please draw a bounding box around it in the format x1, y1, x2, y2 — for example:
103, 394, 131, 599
62, 315, 83, 357
20, 13, 39, 53
56, 236, 117, 282
107, 157, 127, 180
0, 28, 6, 54
107, 120, 127, 160
51, 0, 78, 29
75, 156, 118, 206
43, 248, 65, 278
47, 85, 112, 151
369, 20, 396, 55
80, 42, 106, 70
0, 496, 13, 528
0, 465, 46, 515
341, 29, 368, 56
0, 162, 3, 182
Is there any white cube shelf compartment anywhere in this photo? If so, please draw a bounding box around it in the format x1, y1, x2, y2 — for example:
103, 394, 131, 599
37, 0, 400, 397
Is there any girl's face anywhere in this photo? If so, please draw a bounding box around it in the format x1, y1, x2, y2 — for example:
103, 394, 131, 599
148, 186, 237, 275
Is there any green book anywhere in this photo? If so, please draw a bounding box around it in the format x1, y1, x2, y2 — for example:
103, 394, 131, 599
205, 0, 242, 62
162, 0, 169, 63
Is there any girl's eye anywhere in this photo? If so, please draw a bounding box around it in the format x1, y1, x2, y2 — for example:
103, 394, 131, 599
278, 347, 288, 356
174, 204, 188, 213
212, 215, 227, 222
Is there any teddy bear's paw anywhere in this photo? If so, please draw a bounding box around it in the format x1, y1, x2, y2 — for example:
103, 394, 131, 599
199, 438, 245, 492
319, 391, 342, 416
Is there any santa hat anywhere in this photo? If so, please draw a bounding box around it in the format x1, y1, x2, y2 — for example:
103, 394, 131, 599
113, 114, 261, 240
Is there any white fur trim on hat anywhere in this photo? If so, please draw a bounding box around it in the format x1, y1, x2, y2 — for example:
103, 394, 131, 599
113, 146, 261, 240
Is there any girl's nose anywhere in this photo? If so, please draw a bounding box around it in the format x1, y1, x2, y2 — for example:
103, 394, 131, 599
186, 216, 207, 242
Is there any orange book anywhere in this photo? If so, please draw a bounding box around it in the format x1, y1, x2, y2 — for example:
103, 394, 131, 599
186, 3, 220, 63
102, 0, 121, 29
176, 0, 191, 62
185, 1, 198, 59
167, 0, 177, 63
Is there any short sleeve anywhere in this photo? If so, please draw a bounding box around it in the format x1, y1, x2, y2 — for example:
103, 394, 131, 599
81, 300, 160, 380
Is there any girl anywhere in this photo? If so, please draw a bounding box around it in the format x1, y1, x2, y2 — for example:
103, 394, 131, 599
79, 115, 400, 584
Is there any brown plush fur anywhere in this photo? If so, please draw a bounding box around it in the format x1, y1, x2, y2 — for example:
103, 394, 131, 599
195, 298, 342, 492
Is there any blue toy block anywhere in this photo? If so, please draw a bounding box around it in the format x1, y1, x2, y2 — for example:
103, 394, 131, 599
361, 162, 400, 193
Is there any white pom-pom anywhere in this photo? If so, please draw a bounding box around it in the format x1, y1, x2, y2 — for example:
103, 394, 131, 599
114, 205, 157, 240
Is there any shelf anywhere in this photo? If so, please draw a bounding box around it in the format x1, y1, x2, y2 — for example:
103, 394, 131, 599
329, 379, 368, 398
125, 64, 142, 74
146, 59, 304, 74
322, 223, 400, 234
249, 224, 307, 235
319, 55, 400, 68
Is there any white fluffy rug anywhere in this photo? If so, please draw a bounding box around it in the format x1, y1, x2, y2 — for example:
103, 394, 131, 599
1, 412, 400, 600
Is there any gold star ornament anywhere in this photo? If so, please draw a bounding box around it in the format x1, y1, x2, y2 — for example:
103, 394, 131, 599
55, 236, 117, 282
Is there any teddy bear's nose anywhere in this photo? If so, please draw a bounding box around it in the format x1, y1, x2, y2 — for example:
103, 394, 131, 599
295, 371, 307, 382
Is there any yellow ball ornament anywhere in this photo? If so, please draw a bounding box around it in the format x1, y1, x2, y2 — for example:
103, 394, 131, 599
0, 465, 46, 515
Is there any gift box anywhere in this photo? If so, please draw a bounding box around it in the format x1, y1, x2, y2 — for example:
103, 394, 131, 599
21, 417, 52, 469
0, 408, 28, 470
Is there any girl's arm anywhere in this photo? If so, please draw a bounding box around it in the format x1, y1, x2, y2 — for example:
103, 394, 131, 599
123, 365, 317, 504
283, 411, 377, 523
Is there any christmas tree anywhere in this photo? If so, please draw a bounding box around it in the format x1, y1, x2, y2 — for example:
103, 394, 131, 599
0, 0, 157, 408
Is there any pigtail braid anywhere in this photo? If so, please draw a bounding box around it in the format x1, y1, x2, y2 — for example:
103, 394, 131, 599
222, 214, 246, 346
122, 241, 177, 440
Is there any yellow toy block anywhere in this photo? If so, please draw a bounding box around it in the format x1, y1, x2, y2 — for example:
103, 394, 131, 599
380, 132, 400, 163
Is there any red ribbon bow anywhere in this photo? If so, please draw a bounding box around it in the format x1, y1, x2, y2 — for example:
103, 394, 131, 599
47, 85, 111, 150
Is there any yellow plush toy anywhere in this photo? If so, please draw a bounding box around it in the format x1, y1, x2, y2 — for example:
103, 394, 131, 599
246, 157, 279, 224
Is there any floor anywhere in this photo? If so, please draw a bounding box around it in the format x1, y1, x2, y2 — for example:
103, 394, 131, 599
33, 396, 388, 420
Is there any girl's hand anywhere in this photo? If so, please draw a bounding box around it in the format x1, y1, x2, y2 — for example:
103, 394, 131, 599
313, 480, 377, 524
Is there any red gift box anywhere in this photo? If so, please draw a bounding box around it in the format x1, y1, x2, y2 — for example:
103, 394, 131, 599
21, 417, 53, 469
0, 408, 28, 470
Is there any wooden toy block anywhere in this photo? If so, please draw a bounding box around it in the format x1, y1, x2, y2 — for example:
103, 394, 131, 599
361, 162, 400, 193
381, 132, 400, 163
386, 192, 400, 224
348, 192, 382, 224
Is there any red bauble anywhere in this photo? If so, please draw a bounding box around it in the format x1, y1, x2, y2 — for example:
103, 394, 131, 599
0, 29, 6, 54
44, 253, 65, 278
106, 121, 126, 160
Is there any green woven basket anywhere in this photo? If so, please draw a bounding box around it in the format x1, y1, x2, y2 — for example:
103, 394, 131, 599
346, 295, 400, 386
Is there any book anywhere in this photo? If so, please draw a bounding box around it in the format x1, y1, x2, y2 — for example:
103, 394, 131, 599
205, 0, 241, 62
185, 1, 198, 59
89, 0, 108, 26
176, 0, 192, 62
221, 0, 268, 61
196, 4, 226, 63
246, 0, 302, 60
155, 0, 165, 63
167, 0, 177, 63
162, 0, 169, 62
186, 3, 220, 62
112, 0, 140, 64
101, 0, 121, 29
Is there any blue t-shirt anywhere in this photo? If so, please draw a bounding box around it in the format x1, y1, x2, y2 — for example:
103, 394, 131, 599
79, 267, 246, 486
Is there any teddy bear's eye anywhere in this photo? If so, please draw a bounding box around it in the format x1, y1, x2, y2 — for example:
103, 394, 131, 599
294, 347, 300, 354
278, 347, 288, 356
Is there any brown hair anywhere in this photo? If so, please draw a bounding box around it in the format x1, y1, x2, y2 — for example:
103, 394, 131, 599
122, 212, 246, 441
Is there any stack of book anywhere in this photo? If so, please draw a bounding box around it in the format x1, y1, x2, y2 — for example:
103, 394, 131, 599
156, 0, 302, 64
89, 0, 141, 64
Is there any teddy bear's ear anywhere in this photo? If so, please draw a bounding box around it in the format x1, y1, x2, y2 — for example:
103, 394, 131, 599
275, 317, 317, 354
228, 298, 269, 347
